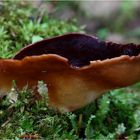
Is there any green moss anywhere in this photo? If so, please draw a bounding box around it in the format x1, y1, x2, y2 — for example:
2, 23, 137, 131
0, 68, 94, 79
0, 1, 140, 139
0, 1, 83, 58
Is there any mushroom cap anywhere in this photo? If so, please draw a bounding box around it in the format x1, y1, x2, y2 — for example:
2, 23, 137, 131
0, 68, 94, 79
14, 33, 140, 67
0, 33, 140, 111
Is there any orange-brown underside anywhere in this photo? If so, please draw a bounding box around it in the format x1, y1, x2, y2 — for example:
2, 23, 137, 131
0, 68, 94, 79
0, 54, 140, 111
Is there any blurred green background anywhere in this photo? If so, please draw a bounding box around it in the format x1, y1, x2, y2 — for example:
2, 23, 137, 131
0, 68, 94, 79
38, 1, 140, 43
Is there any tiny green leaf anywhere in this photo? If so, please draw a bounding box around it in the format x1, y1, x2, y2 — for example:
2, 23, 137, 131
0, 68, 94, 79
32, 35, 43, 43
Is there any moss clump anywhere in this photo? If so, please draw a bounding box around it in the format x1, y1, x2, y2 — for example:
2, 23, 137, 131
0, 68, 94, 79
0, 1, 83, 58
0, 82, 140, 139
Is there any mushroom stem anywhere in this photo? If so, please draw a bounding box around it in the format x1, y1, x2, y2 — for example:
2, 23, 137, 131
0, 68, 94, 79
0, 54, 140, 111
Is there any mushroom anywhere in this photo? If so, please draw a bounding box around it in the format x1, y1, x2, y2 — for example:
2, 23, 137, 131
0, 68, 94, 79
0, 33, 140, 111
